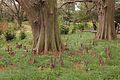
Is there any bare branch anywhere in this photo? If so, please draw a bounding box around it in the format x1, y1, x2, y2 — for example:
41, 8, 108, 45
58, 0, 94, 9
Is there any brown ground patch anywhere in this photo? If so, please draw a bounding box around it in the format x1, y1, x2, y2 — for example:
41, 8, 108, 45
0, 66, 6, 72
0, 21, 8, 32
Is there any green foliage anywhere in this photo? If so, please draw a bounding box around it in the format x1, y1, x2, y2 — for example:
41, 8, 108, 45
0, 59, 9, 66
60, 22, 93, 34
74, 23, 85, 31
60, 25, 69, 34
19, 31, 26, 40
72, 22, 95, 32
58, 16, 69, 34
3, 27, 16, 41
115, 10, 120, 23
8, 22, 18, 30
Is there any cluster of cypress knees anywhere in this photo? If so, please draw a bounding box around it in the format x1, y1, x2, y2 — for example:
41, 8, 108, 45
5, 43, 28, 56
5, 42, 111, 68
79, 43, 111, 66
5, 43, 65, 69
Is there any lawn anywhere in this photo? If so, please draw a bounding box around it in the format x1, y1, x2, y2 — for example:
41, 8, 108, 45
0, 32, 120, 80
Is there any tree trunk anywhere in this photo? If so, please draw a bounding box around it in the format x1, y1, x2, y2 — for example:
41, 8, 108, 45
96, 0, 115, 40
17, 0, 63, 54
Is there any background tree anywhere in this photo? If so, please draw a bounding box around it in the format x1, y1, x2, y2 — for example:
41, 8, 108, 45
1, 0, 24, 29
60, 0, 116, 40
115, 2, 120, 23
96, 0, 115, 40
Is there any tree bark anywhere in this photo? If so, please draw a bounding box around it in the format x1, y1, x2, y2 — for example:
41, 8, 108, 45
17, 0, 63, 54
96, 0, 115, 40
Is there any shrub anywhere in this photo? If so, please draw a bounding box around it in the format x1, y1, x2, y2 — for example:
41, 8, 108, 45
19, 31, 26, 40
60, 22, 94, 34
4, 27, 16, 41
58, 16, 70, 34
80, 23, 87, 30
74, 22, 94, 31
0, 29, 3, 35
87, 21, 93, 28
73, 23, 85, 31
60, 25, 69, 34
69, 24, 76, 34
115, 10, 120, 23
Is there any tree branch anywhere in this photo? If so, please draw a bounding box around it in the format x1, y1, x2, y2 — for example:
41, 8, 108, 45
58, 0, 94, 9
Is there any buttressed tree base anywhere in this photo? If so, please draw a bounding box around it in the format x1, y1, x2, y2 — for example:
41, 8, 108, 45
96, 0, 115, 40
17, 0, 63, 54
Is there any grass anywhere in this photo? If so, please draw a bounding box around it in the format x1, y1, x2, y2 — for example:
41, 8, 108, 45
0, 32, 120, 80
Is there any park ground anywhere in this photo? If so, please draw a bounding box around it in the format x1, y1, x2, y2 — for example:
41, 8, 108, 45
0, 27, 120, 80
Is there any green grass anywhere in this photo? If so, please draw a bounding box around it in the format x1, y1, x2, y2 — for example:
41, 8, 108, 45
0, 32, 120, 80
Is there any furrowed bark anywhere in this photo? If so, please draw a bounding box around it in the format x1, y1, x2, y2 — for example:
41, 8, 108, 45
17, 0, 63, 54
96, 0, 115, 40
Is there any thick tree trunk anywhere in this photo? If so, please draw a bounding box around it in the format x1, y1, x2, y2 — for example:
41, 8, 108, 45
17, 0, 63, 54
96, 0, 115, 40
